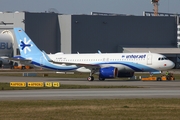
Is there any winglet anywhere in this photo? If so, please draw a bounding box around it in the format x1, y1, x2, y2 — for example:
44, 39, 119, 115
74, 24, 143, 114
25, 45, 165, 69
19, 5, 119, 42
98, 50, 102, 54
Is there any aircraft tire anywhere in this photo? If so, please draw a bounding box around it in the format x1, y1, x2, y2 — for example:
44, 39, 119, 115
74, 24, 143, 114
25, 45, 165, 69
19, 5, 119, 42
87, 76, 94, 81
0, 61, 2, 67
157, 77, 161, 81
99, 77, 105, 81
22, 66, 26, 70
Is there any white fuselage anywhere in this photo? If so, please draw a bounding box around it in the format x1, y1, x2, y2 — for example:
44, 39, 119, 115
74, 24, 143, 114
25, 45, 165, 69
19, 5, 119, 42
48, 52, 175, 73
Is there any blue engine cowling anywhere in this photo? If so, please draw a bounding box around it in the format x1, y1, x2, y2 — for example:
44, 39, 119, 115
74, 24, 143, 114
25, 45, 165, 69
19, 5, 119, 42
150, 71, 161, 75
117, 71, 134, 78
99, 67, 118, 78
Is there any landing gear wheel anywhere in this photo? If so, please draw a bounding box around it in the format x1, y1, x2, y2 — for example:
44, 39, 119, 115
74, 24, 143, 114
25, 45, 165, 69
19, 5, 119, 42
87, 76, 94, 81
88, 68, 99, 81
166, 76, 170, 81
22, 66, 25, 70
99, 77, 105, 81
157, 77, 161, 81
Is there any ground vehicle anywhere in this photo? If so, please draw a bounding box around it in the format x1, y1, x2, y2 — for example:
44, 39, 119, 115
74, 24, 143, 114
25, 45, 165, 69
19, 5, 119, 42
141, 73, 175, 81
13, 65, 31, 69
12, 61, 32, 70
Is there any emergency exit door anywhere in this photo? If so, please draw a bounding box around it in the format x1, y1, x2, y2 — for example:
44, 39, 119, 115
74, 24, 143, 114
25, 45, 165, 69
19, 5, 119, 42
147, 54, 152, 65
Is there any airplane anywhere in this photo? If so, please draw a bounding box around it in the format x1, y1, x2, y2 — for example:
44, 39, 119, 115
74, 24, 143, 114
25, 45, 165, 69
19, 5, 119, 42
13, 27, 175, 81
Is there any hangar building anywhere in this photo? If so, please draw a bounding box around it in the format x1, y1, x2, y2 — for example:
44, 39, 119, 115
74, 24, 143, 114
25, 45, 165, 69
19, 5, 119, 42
0, 11, 180, 68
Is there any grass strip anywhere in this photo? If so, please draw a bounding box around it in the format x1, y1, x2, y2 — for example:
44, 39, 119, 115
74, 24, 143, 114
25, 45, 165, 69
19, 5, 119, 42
0, 99, 180, 120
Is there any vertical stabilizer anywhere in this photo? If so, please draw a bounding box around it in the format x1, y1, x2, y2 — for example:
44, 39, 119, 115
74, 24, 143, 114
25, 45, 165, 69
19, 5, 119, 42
14, 28, 42, 58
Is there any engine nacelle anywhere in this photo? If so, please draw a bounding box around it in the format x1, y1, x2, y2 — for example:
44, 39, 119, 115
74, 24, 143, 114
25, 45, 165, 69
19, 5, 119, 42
117, 71, 134, 78
150, 71, 161, 75
99, 67, 118, 78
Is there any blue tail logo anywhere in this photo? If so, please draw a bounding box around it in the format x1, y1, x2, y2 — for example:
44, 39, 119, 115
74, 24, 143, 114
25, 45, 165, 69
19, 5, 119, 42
20, 37, 32, 54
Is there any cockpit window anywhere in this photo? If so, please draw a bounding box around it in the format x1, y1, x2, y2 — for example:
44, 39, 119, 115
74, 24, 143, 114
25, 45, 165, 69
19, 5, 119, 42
158, 57, 168, 60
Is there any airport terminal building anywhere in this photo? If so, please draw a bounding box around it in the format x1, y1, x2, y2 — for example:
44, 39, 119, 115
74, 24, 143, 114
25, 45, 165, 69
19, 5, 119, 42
0, 11, 180, 68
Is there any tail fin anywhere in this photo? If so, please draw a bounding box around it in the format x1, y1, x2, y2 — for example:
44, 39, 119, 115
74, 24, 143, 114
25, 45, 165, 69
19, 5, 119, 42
13, 28, 75, 71
14, 28, 42, 58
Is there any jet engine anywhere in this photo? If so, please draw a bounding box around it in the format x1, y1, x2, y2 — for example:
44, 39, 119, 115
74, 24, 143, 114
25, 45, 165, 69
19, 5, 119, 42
99, 67, 118, 78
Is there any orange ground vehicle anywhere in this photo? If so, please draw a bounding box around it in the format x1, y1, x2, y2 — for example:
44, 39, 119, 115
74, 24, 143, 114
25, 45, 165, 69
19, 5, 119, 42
12, 61, 32, 70
13, 65, 31, 69
141, 73, 175, 81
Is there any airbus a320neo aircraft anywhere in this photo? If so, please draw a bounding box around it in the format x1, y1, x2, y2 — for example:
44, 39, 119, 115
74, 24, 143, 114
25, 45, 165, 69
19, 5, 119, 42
13, 28, 175, 81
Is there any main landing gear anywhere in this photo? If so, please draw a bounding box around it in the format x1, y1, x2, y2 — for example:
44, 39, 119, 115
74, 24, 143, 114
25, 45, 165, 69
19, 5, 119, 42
87, 68, 98, 81
87, 75, 106, 81
87, 76, 94, 81
87, 68, 105, 81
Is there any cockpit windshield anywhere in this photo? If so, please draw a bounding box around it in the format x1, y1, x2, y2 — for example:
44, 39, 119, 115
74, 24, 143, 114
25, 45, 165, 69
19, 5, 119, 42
158, 57, 168, 60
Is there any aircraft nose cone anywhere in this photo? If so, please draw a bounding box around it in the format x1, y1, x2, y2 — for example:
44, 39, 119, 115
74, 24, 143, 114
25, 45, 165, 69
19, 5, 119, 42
169, 61, 175, 69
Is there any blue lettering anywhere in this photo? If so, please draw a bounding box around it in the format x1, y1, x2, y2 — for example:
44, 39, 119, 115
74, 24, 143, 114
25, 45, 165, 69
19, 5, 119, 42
0, 42, 12, 49
126, 54, 146, 59
0, 42, 5, 49
7, 43, 12, 49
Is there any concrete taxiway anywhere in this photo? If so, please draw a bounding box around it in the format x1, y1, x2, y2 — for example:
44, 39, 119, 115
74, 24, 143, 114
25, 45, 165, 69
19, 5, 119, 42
0, 76, 180, 100
0, 89, 180, 100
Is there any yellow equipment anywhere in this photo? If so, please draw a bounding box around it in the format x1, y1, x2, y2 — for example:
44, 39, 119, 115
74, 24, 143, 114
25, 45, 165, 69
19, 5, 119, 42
13, 65, 32, 69
141, 73, 175, 81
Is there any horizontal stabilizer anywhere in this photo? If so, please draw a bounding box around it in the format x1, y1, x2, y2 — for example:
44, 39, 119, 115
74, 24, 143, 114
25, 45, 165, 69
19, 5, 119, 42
8, 56, 32, 62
